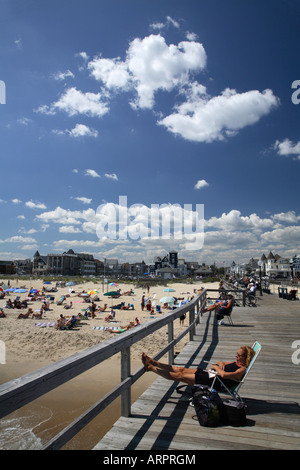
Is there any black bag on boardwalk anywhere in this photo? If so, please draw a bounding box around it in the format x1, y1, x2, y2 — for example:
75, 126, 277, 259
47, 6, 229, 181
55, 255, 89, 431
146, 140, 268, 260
221, 399, 247, 426
192, 386, 223, 427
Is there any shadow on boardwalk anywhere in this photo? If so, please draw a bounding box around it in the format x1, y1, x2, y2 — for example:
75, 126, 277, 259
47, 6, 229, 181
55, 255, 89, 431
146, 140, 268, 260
94, 293, 300, 450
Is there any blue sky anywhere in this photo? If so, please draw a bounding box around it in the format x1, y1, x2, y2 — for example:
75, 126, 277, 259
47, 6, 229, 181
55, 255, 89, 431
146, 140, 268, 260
0, 0, 300, 266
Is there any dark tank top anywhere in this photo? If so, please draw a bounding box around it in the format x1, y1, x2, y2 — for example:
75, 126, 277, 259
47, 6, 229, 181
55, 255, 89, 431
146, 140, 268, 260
217, 362, 243, 390
224, 362, 239, 373
194, 362, 244, 390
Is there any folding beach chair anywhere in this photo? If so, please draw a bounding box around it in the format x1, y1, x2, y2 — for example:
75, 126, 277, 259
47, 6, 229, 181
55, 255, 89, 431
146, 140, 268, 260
211, 341, 262, 402
217, 303, 234, 325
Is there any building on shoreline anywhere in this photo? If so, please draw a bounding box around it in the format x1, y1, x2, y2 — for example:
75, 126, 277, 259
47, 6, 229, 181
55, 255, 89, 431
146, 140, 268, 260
227, 251, 299, 280
10, 249, 298, 280
26, 249, 213, 279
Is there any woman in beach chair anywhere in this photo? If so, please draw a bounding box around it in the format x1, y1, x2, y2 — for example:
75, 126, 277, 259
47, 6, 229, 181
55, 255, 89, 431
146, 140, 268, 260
59, 315, 80, 330
55, 314, 66, 330
141, 346, 255, 390
201, 294, 233, 319
105, 309, 116, 322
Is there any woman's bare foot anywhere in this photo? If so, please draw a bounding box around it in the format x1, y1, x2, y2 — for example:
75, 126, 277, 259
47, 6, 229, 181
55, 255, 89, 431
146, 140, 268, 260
141, 352, 156, 370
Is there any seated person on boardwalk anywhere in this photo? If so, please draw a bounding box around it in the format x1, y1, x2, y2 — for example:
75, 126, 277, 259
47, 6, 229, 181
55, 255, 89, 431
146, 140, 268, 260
141, 346, 255, 390
201, 294, 233, 320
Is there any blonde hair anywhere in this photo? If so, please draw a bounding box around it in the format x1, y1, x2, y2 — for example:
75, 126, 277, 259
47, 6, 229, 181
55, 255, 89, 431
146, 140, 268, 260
240, 346, 255, 368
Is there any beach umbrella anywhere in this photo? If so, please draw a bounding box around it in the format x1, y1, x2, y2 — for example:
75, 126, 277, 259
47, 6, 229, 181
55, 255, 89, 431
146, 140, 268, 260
88, 290, 98, 295
104, 291, 120, 296
14, 288, 28, 293
43, 281, 52, 284
109, 282, 118, 286
163, 288, 175, 292
66, 282, 76, 286
159, 296, 175, 303
0, 287, 3, 292
30, 289, 38, 293
4, 287, 15, 292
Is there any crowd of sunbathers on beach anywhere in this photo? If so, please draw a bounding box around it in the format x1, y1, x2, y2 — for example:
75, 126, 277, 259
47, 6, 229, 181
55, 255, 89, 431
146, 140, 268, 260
0, 283, 142, 333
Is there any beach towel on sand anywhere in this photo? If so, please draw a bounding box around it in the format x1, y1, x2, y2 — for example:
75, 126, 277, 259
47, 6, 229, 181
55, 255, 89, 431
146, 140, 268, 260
93, 326, 119, 331
34, 322, 56, 327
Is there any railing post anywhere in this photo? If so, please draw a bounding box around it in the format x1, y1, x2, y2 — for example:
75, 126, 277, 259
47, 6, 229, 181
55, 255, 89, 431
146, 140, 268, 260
189, 306, 195, 341
168, 323, 174, 364
195, 297, 201, 324
121, 347, 131, 417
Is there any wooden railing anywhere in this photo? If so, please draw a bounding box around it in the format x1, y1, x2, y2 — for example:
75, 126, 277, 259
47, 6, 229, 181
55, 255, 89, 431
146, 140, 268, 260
218, 281, 247, 306
0, 290, 207, 450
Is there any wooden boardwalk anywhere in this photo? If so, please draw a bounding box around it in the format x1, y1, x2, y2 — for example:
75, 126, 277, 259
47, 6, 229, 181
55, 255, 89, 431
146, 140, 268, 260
94, 292, 300, 450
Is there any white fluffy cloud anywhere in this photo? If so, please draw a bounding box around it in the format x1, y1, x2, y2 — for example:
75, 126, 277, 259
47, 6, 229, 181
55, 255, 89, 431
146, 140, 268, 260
87, 34, 207, 110
158, 88, 279, 142
38, 87, 109, 118
194, 179, 209, 190
126, 35, 207, 109
59, 225, 82, 233
36, 26, 279, 145
75, 197, 92, 204
25, 200, 46, 210
206, 210, 275, 232
88, 57, 131, 90
105, 173, 118, 181
274, 138, 300, 160
52, 123, 98, 138
68, 123, 98, 138
85, 169, 101, 178
52, 70, 74, 81
14, 200, 296, 264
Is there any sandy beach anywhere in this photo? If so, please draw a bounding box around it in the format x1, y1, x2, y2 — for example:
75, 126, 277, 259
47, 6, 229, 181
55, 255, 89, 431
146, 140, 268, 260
0, 277, 218, 450
0, 278, 218, 364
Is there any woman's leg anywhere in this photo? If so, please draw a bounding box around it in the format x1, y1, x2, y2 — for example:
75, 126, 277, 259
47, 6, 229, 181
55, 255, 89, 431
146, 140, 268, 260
142, 353, 197, 385
142, 353, 183, 372
201, 304, 217, 313
145, 363, 196, 385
